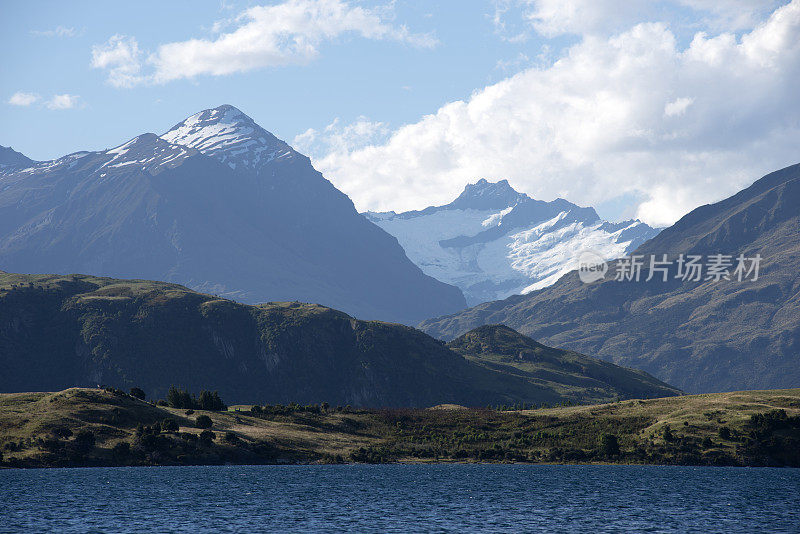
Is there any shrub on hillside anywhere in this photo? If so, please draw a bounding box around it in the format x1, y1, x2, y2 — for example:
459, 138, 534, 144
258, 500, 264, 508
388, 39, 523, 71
598, 433, 620, 457
74, 430, 95, 452
199, 430, 215, 445
112, 442, 130, 457
196, 415, 213, 429
161, 418, 179, 432
51, 426, 73, 439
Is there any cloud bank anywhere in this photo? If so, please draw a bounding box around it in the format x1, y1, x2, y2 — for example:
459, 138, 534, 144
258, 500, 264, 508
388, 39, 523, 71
309, 0, 800, 226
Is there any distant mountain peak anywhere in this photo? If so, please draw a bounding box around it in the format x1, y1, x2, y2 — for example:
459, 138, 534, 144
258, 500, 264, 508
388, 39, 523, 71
365, 178, 659, 305
448, 178, 528, 210
0, 145, 34, 169
160, 105, 294, 171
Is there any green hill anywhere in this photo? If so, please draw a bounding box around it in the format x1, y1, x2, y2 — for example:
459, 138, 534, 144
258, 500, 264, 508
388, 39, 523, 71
0, 272, 678, 407
447, 325, 681, 403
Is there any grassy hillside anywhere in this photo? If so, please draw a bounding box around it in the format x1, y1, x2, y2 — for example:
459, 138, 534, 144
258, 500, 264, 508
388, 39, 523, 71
447, 325, 681, 403
1, 388, 798, 468
0, 272, 678, 406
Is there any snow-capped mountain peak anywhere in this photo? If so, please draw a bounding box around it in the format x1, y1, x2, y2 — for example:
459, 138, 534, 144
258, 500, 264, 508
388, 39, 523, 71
449, 178, 528, 210
160, 104, 295, 171
365, 179, 660, 305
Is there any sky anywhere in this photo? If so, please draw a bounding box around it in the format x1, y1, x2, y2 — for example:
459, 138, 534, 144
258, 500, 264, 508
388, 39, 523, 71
1, 0, 799, 225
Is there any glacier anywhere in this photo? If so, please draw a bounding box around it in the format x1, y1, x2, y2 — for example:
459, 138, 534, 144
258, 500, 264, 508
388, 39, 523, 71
365, 179, 660, 306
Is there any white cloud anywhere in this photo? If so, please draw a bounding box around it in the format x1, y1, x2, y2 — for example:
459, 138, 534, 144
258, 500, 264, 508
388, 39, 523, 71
45, 94, 80, 110
7, 92, 40, 106
293, 117, 390, 156
308, 1, 800, 227
677, 0, 786, 31
664, 97, 693, 117
91, 35, 144, 88
30, 26, 80, 38
524, 0, 653, 37
92, 0, 436, 86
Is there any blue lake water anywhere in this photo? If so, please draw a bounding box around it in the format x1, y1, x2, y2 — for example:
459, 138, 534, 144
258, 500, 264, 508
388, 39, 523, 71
1, 464, 799, 533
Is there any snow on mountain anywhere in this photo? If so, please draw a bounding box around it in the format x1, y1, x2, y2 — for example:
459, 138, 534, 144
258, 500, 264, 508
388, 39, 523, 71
100, 133, 198, 174
365, 179, 660, 305
160, 104, 295, 171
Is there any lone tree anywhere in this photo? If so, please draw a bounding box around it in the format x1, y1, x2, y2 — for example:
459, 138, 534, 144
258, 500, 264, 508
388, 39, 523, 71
129, 387, 146, 400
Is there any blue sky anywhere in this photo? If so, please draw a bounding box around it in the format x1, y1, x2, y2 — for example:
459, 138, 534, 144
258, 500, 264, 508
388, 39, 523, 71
1, 1, 557, 157
2, 1, 799, 225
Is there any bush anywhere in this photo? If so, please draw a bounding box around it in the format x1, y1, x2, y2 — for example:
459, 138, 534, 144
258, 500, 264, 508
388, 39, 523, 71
51, 426, 73, 439
718, 426, 731, 440
112, 442, 130, 457
74, 430, 96, 452
196, 415, 213, 429
199, 430, 215, 445
598, 433, 620, 457
224, 431, 239, 443
41, 438, 64, 452
129, 387, 146, 400
161, 418, 179, 432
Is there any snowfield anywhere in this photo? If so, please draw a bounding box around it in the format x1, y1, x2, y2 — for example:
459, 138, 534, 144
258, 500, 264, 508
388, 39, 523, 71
366, 179, 659, 305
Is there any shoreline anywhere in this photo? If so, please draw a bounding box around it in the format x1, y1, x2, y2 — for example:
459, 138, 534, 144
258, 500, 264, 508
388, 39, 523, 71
2, 387, 799, 470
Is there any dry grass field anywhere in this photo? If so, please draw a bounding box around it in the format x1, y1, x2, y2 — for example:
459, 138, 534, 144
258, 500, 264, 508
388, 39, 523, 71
1, 387, 798, 468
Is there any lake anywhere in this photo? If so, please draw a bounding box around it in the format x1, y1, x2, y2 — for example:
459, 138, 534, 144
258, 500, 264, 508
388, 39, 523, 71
1, 464, 799, 533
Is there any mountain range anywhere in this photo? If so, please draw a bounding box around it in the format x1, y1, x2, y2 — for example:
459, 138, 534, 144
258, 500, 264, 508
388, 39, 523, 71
366, 179, 659, 305
420, 163, 800, 394
0, 105, 465, 326
0, 271, 679, 406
